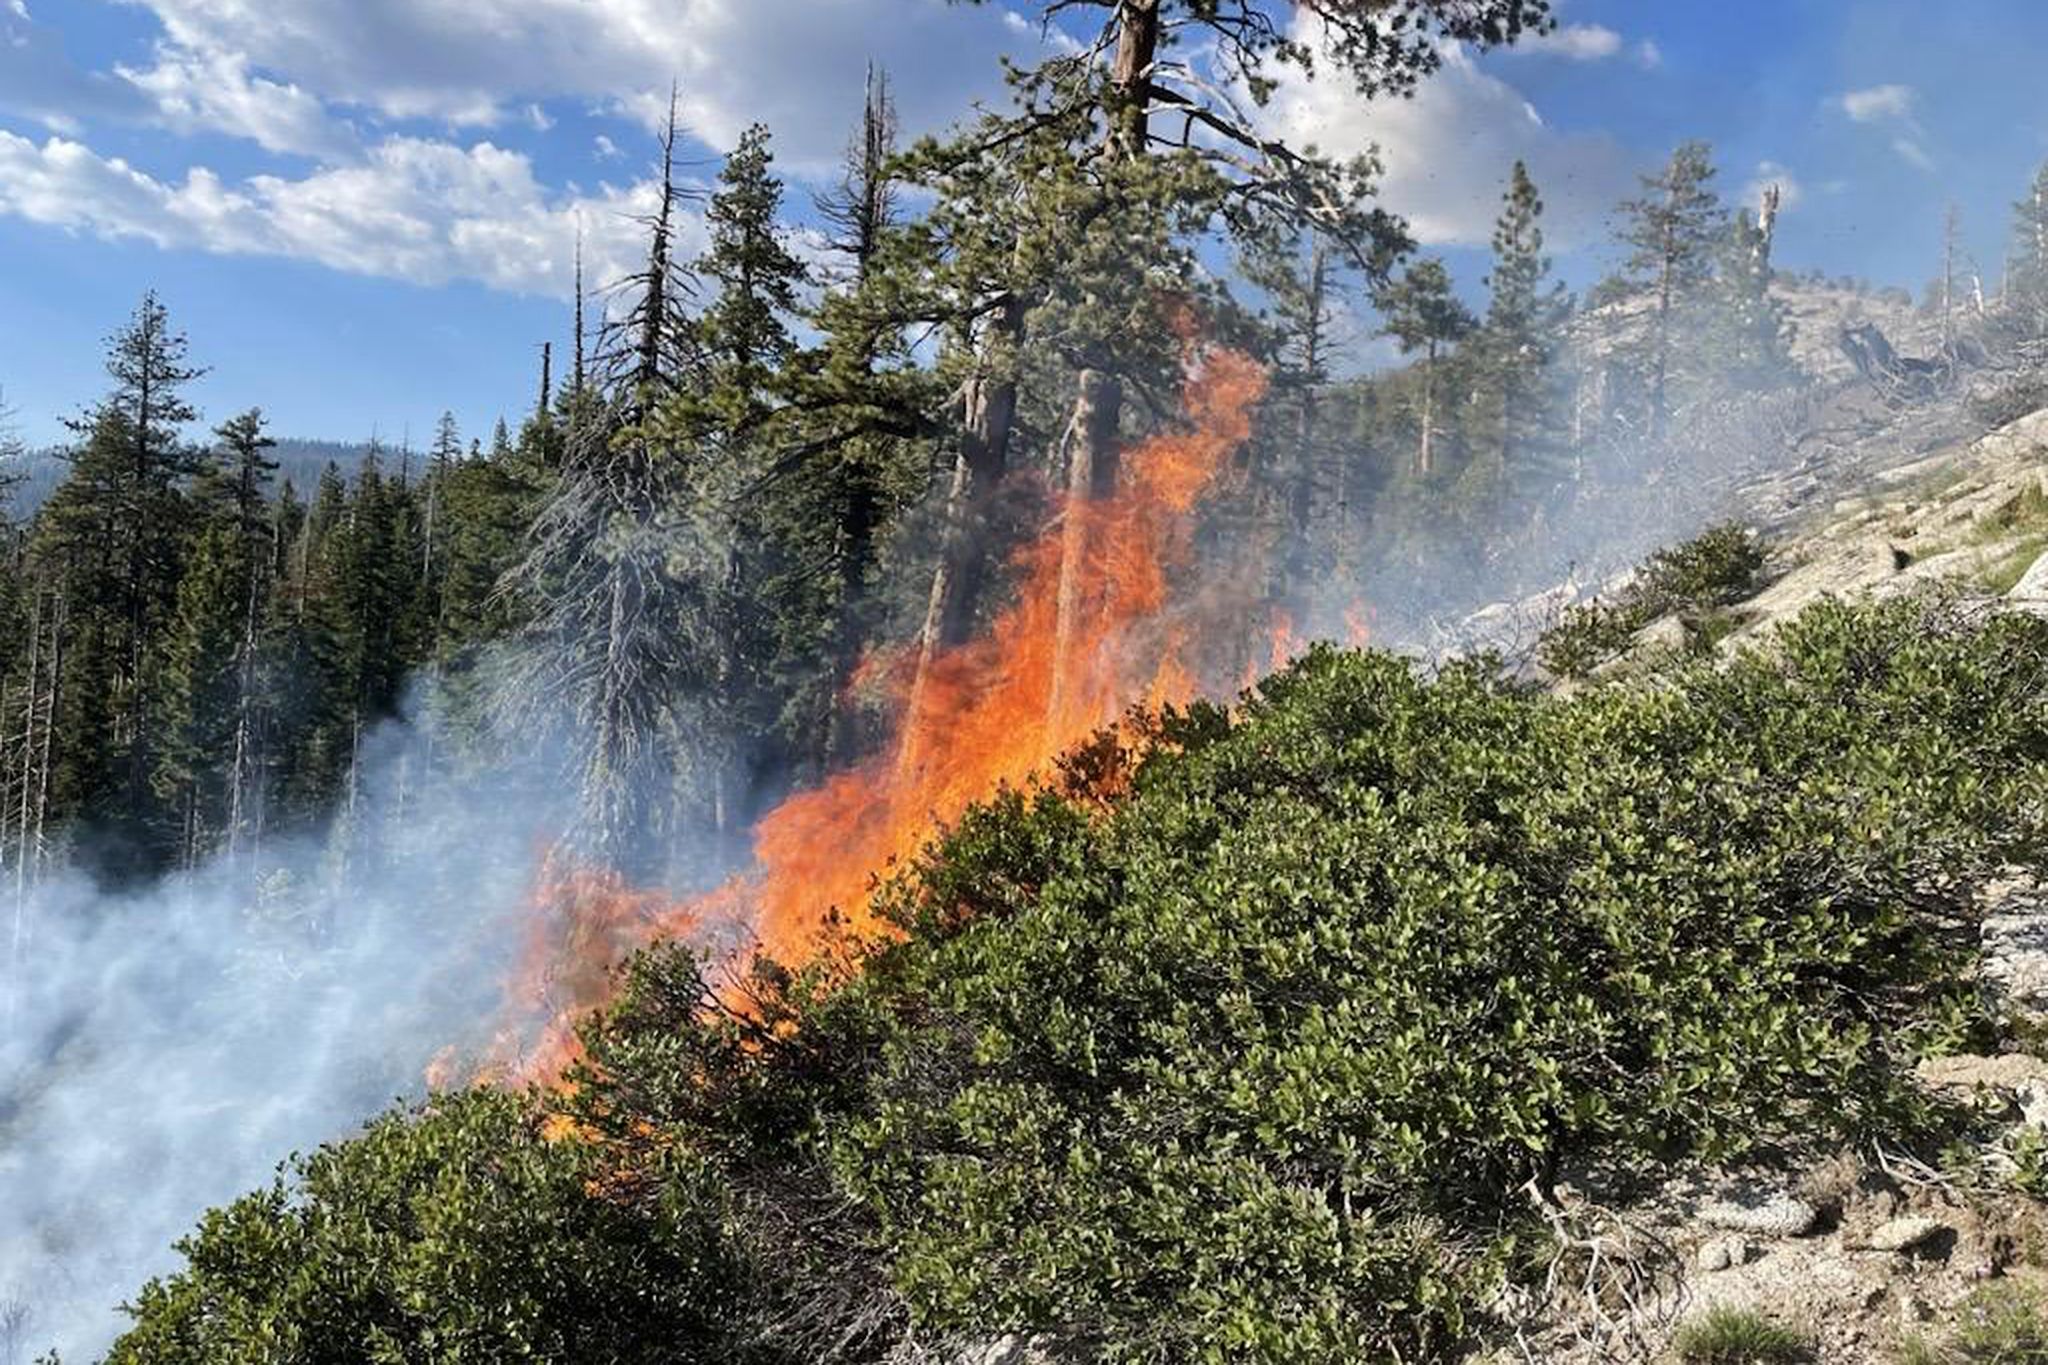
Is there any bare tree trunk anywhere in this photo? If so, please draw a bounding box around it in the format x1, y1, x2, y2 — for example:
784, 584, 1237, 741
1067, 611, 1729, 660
917, 299, 1025, 666
1108, 0, 1160, 159
9, 588, 60, 1025
1285, 239, 1329, 601
1651, 248, 1674, 441
899, 451, 972, 780
1047, 367, 1122, 726
2037, 183, 2047, 339
1043, 0, 1160, 705
1942, 202, 1960, 354
226, 549, 264, 869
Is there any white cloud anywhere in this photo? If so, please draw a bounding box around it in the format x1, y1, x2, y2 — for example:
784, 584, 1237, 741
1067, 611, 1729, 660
1504, 23, 1661, 70
118, 46, 350, 158
1263, 38, 1636, 249
1839, 83, 1916, 123
1516, 24, 1623, 61
1832, 84, 1937, 171
0, 128, 679, 295
0, 0, 1063, 298
0, 3, 152, 129
114, 0, 1040, 170
1892, 137, 1936, 172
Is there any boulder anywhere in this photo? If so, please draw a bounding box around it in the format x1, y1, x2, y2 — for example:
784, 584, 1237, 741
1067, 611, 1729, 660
2011, 548, 2048, 604
1984, 878, 2048, 1021
1699, 1194, 1821, 1239
1860, 1216, 1949, 1254
1697, 1236, 1756, 1272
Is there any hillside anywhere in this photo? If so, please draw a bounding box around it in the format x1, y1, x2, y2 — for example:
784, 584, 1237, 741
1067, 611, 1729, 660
8, 437, 392, 514
100, 491, 2048, 1365
11, 6, 2048, 1363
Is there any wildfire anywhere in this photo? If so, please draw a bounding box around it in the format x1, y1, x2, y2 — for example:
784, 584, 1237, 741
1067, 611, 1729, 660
470, 341, 1271, 1089
740, 343, 1268, 964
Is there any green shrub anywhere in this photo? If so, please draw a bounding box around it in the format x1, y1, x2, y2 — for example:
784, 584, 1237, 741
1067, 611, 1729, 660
1897, 1282, 2048, 1363
1639, 522, 1768, 610
818, 594, 2047, 1363
106, 1089, 755, 1365
1540, 598, 1653, 677
1672, 1306, 1815, 1364
118, 594, 2048, 1365
1539, 522, 1765, 677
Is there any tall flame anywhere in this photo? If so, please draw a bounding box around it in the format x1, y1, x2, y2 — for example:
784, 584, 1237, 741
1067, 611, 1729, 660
478, 342, 1270, 1085
743, 343, 1268, 963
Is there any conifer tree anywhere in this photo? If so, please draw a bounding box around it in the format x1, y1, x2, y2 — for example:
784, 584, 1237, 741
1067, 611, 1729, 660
1611, 142, 1723, 436
698, 122, 807, 427
211, 410, 279, 860
273, 463, 356, 824
818, 65, 900, 286
957, 0, 1551, 481
1704, 202, 1793, 392
691, 122, 818, 806
1240, 220, 1343, 605
511, 103, 719, 872
32, 294, 204, 875
155, 520, 249, 864
1377, 258, 1477, 476
1480, 162, 1573, 482
2009, 160, 2048, 340
0, 388, 23, 515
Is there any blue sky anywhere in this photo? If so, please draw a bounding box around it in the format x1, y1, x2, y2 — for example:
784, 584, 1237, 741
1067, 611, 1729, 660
3, 0, 2046, 451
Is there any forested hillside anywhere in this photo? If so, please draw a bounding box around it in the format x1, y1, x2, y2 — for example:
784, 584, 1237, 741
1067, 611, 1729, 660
92, 596, 2048, 1363
5, 1, 2048, 1361
5, 100, 1973, 892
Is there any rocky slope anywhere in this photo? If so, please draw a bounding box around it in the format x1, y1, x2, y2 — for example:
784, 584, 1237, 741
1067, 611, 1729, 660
1477, 359, 2048, 1362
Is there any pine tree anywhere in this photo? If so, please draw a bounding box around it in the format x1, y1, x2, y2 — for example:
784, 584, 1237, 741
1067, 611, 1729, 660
972, 0, 1547, 489
32, 294, 204, 875
1611, 142, 1723, 436
1376, 258, 1477, 477
905, 0, 1545, 675
155, 521, 249, 865
1480, 162, 1573, 485
0, 388, 23, 516
419, 411, 463, 630
1703, 201, 1793, 392
699, 123, 807, 419
210, 410, 279, 861
817, 65, 900, 286
1240, 221, 1344, 606
693, 122, 817, 806
511, 105, 720, 873
272, 464, 353, 825
2009, 161, 2048, 340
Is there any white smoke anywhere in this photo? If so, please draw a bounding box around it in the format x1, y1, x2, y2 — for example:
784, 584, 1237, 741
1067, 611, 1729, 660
0, 676, 589, 1361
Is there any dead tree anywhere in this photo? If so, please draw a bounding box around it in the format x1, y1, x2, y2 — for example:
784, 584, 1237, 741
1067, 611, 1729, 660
503, 95, 715, 873
1839, 321, 1947, 404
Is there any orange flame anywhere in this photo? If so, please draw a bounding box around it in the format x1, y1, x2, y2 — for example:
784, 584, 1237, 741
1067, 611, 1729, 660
481, 342, 1269, 1089
738, 344, 1267, 964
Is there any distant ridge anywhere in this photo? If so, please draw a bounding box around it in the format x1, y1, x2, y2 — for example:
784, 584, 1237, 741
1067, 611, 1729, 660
9, 437, 406, 513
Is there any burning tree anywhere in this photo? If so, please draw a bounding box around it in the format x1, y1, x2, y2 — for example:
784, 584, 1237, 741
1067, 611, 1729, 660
914, 0, 1551, 687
